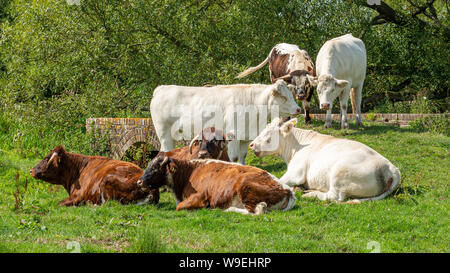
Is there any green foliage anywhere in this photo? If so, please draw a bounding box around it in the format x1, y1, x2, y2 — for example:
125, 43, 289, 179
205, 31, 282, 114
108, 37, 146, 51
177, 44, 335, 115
409, 114, 450, 136
0, 0, 447, 156
373, 96, 444, 114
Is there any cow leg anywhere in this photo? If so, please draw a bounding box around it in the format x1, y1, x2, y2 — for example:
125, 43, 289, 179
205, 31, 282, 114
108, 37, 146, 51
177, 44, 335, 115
302, 189, 341, 201
324, 109, 332, 128
176, 192, 208, 211
339, 90, 350, 129
302, 100, 311, 125
225, 207, 252, 215
238, 141, 250, 165
59, 195, 82, 206
227, 140, 240, 163
225, 202, 267, 215
353, 85, 363, 127
279, 169, 306, 187
159, 132, 174, 151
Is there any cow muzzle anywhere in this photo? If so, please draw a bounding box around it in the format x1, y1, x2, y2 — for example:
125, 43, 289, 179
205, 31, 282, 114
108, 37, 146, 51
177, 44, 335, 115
320, 103, 330, 110
137, 179, 145, 189
249, 142, 262, 157
198, 150, 209, 159
296, 94, 306, 101
29, 169, 38, 179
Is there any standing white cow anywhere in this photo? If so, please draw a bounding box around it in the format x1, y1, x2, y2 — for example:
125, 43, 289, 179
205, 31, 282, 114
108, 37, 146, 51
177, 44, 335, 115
150, 79, 301, 164
307, 34, 366, 129
249, 118, 401, 203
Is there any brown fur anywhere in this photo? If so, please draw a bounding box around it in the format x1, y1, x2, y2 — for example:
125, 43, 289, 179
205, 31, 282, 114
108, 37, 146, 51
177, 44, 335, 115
189, 127, 231, 161
269, 52, 290, 82
140, 156, 293, 213
267, 47, 315, 124
30, 146, 159, 206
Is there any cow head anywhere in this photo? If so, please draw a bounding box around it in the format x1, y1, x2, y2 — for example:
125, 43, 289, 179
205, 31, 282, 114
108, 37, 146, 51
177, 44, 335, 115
307, 74, 349, 110
189, 127, 234, 159
278, 70, 314, 101
137, 153, 176, 190
249, 117, 297, 157
268, 79, 301, 117
30, 145, 67, 184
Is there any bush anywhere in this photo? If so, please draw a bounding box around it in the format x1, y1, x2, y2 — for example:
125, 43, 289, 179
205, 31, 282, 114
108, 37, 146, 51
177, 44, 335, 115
409, 114, 449, 136
373, 96, 442, 114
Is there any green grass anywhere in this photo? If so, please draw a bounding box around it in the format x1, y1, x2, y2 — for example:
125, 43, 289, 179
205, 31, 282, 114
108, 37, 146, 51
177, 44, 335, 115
0, 120, 449, 253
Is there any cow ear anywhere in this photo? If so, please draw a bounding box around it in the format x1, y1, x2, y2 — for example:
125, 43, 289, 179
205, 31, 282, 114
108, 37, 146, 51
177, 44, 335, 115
270, 86, 278, 96
335, 79, 349, 89
280, 118, 296, 136
287, 84, 296, 96
271, 79, 286, 95
225, 131, 235, 142
306, 75, 318, 87
167, 159, 177, 173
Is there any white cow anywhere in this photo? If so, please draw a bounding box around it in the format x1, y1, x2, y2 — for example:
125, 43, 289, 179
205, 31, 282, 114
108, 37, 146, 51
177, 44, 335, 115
150, 80, 301, 164
249, 118, 401, 203
307, 34, 366, 129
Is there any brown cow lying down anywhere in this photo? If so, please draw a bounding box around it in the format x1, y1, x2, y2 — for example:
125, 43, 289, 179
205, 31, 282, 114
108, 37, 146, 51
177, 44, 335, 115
30, 145, 159, 206
30, 127, 231, 206
137, 155, 296, 215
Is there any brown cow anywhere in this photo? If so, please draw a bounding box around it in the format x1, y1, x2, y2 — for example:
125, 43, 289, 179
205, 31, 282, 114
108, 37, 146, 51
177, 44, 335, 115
137, 155, 296, 215
30, 145, 159, 206
30, 127, 230, 206
237, 43, 315, 124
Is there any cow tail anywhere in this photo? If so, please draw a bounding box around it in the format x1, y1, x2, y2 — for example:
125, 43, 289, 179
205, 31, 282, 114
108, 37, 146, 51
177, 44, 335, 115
350, 87, 357, 114
347, 165, 401, 203
236, 56, 269, 79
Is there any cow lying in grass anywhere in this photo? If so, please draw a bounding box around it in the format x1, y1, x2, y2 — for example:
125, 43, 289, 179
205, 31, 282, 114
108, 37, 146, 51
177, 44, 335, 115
137, 154, 296, 215
30, 128, 231, 206
249, 118, 401, 203
30, 145, 159, 206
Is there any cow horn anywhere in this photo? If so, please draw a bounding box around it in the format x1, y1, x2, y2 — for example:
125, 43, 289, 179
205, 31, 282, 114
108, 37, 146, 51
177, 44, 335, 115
277, 74, 292, 81
47, 152, 58, 168
189, 133, 200, 154
161, 156, 169, 166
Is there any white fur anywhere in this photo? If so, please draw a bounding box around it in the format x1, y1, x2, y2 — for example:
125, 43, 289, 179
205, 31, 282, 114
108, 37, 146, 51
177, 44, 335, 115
273, 43, 301, 55
250, 118, 401, 202
151, 81, 300, 164
312, 34, 366, 128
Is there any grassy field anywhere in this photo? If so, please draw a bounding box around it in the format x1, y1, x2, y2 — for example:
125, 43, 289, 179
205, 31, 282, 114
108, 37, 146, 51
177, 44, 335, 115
0, 120, 449, 253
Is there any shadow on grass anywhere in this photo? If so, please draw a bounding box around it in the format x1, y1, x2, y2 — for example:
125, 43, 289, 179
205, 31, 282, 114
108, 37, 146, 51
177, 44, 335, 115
251, 162, 286, 174
299, 118, 413, 136
154, 201, 177, 211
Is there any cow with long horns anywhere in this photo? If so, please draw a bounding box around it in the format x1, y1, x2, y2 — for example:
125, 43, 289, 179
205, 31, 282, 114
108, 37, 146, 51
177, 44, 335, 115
237, 43, 315, 124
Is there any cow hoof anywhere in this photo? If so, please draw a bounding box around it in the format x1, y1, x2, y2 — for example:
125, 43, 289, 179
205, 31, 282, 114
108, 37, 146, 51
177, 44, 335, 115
254, 202, 267, 215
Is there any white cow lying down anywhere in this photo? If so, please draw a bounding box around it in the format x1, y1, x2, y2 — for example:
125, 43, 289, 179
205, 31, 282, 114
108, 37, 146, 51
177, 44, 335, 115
249, 118, 401, 202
